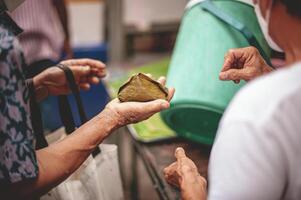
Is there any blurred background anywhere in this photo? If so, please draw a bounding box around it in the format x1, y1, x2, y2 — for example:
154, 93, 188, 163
67, 0, 187, 62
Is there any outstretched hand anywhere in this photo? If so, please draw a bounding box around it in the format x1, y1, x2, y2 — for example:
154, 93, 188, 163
105, 76, 175, 128
164, 148, 207, 200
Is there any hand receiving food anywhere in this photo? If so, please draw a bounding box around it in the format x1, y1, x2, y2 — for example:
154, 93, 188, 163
219, 46, 273, 83
34, 58, 106, 96
105, 76, 175, 128
164, 148, 207, 200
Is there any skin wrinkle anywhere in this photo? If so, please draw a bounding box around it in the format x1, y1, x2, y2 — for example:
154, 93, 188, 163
1, 59, 176, 198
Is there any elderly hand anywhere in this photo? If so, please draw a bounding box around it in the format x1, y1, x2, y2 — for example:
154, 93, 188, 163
219, 46, 273, 83
164, 148, 207, 200
34, 58, 106, 97
105, 77, 175, 128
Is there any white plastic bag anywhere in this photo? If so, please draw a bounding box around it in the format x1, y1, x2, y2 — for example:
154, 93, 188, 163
41, 129, 124, 200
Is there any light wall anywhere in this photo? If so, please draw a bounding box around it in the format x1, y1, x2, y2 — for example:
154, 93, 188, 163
67, 0, 187, 46
67, 0, 105, 46
124, 0, 187, 30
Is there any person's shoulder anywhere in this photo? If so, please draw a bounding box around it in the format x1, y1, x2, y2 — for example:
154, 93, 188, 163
222, 62, 301, 125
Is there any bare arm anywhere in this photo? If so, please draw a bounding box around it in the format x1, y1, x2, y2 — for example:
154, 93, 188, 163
2, 77, 175, 199
4, 109, 116, 199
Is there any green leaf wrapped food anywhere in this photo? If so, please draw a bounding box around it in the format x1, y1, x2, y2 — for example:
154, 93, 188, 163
118, 73, 169, 102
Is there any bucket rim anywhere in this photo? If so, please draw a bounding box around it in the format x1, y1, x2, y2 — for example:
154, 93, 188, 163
186, 0, 254, 11
161, 102, 224, 145
167, 101, 225, 114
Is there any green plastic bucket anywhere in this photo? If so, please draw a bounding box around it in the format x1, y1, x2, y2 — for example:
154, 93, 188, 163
161, 0, 271, 145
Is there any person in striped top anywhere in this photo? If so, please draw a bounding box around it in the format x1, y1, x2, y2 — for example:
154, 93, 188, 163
11, 0, 71, 77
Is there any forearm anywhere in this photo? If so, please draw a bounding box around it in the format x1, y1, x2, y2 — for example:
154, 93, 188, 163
8, 109, 117, 199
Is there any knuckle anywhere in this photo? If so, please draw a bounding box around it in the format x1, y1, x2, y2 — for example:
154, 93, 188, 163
200, 176, 207, 186
181, 165, 194, 174
228, 48, 235, 53
249, 46, 259, 54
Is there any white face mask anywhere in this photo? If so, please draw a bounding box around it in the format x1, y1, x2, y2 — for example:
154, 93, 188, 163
254, 1, 283, 52
1, 0, 24, 12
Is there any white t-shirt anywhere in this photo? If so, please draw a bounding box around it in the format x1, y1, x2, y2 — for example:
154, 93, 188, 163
208, 62, 301, 200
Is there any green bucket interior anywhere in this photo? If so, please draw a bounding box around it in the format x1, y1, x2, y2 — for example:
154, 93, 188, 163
163, 102, 223, 144
161, 0, 271, 145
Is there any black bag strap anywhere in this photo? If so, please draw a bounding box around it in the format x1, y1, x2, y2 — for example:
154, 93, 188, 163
57, 64, 88, 124
28, 64, 101, 156
57, 64, 101, 157
58, 95, 76, 134
200, 0, 274, 68
27, 79, 49, 149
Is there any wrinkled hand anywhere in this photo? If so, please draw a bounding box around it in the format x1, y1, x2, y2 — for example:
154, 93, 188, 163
164, 148, 207, 200
219, 46, 273, 83
105, 77, 175, 128
35, 59, 106, 96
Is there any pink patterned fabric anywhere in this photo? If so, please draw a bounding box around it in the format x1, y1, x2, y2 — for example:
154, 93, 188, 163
10, 0, 65, 65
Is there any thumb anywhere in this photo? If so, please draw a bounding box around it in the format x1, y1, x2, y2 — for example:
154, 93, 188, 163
175, 147, 186, 160
219, 68, 248, 81
139, 99, 170, 113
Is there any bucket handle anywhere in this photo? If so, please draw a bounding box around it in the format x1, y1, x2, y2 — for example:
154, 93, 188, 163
200, 0, 274, 68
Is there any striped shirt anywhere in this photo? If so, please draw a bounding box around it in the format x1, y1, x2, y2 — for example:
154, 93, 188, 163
10, 0, 65, 65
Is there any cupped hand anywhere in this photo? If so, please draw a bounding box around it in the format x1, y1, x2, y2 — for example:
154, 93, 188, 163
164, 148, 207, 200
219, 46, 273, 83
105, 77, 175, 128
35, 58, 106, 96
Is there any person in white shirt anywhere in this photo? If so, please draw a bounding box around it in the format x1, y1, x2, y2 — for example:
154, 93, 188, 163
163, 0, 301, 199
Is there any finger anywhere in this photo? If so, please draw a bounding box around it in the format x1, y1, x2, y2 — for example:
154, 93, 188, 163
91, 67, 107, 78
221, 55, 234, 72
144, 99, 170, 112
109, 98, 120, 104
62, 59, 106, 70
221, 50, 236, 72
234, 80, 240, 84
163, 162, 177, 175
219, 68, 248, 81
71, 66, 91, 80
88, 76, 100, 85
157, 76, 166, 86
167, 87, 175, 102
221, 48, 248, 72
134, 99, 170, 115
175, 147, 186, 160
79, 83, 91, 91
